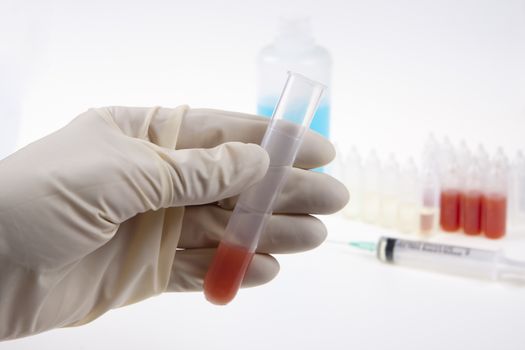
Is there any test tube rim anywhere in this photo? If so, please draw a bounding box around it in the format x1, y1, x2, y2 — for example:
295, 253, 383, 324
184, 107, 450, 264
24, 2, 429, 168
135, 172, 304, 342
286, 70, 328, 89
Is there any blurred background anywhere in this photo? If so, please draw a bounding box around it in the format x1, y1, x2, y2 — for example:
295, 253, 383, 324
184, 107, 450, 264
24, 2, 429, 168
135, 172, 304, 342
1, 0, 525, 349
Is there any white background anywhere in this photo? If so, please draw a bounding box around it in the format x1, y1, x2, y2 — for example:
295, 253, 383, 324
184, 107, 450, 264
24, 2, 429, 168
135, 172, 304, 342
1, 0, 525, 349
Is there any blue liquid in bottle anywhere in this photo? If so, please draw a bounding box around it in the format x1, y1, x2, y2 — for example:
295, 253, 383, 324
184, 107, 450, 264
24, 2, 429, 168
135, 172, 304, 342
257, 103, 330, 139
258, 99, 329, 172
256, 19, 332, 172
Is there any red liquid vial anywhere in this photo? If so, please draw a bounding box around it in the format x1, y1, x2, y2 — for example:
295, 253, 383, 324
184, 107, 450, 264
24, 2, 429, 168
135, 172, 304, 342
482, 194, 507, 239
419, 207, 436, 235
462, 191, 482, 235
440, 190, 461, 232
203, 242, 255, 305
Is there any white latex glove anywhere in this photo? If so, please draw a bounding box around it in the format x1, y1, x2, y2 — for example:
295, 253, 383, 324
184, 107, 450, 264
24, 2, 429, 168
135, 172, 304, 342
0, 106, 348, 340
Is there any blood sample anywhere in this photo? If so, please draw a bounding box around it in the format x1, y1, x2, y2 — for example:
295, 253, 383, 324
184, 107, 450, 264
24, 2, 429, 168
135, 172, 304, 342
204, 72, 325, 304
461, 161, 483, 235
440, 190, 461, 232
483, 194, 507, 239
462, 191, 483, 235
204, 242, 254, 305
481, 149, 509, 239
438, 143, 461, 232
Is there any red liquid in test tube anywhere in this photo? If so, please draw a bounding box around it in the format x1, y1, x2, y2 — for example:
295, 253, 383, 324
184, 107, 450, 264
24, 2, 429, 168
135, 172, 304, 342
203, 72, 326, 305
204, 242, 254, 305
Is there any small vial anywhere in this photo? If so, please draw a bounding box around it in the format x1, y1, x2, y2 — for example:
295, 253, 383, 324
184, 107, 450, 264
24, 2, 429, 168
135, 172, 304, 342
440, 189, 462, 232
362, 150, 382, 223
397, 158, 419, 233
493, 147, 509, 169
461, 162, 483, 235
509, 151, 525, 232
342, 146, 363, 219
437, 137, 454, 179
420, 207, 436, 234
456, 140, 472, 164
456, 140, 471, 229
437, 138, 461, 232
482, 149, 509, 239
475, 144, 490, 172
419, 153, 440, 235
327, 142, 345, 181
379, 153, 400, 228
439, 158, 462, 232
483, 194, 507, 239
422, 133, 440, 158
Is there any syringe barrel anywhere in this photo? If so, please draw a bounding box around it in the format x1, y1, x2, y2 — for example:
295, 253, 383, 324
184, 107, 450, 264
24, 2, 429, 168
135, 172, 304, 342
377, 237, 499, 280
204, 72, 325, 305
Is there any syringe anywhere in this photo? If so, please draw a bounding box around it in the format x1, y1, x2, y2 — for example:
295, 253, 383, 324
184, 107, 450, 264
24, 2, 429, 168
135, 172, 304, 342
203, 72, 326, 304
340, 237, 525, 284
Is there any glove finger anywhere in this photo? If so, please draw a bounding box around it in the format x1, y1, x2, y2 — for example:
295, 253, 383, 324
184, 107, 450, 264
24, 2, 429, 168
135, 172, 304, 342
218, 167, 349, 215
159, 142, 270, 206
167, 249, 279, 292
177, 108, 335, 169
179, 205, 327, 254
103, 141, 270, 224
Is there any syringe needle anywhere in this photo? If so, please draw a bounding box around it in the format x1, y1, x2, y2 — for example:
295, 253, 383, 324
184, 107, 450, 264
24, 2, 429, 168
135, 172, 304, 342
326, 240, 377, 252
349, 241, 377, 252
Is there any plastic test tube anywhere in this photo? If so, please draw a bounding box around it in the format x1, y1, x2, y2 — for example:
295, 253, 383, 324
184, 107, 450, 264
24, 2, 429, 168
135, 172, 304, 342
203, 72, 326, 305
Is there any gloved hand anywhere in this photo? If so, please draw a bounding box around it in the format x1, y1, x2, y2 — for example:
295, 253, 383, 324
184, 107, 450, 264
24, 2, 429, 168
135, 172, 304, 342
0, 106, 348, 340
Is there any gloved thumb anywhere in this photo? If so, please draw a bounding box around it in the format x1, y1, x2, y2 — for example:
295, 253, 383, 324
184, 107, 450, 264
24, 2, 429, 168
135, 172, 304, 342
114, 141, 270, 222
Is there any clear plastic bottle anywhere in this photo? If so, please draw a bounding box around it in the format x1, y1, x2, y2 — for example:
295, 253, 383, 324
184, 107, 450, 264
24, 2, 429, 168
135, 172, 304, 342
256, 18, 332, 139
419, 154, 440, 236
423, 133, 440, 157
439, 141, 462, 233
482, 149, 509, 239
397, 158, 419, 234
475, 144, 490, 183
327, 142, 346, 181
462, 161, 483, 236
456, 140, 472, 168
379, 153, 400, 228
456, 140, 471, 230
362, 150, 382, 224
493, 147, 509, 170
438, 137, 454, 179
476, 144, 489, 167
509, 151, 525, 232
342, 146, 363, 219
